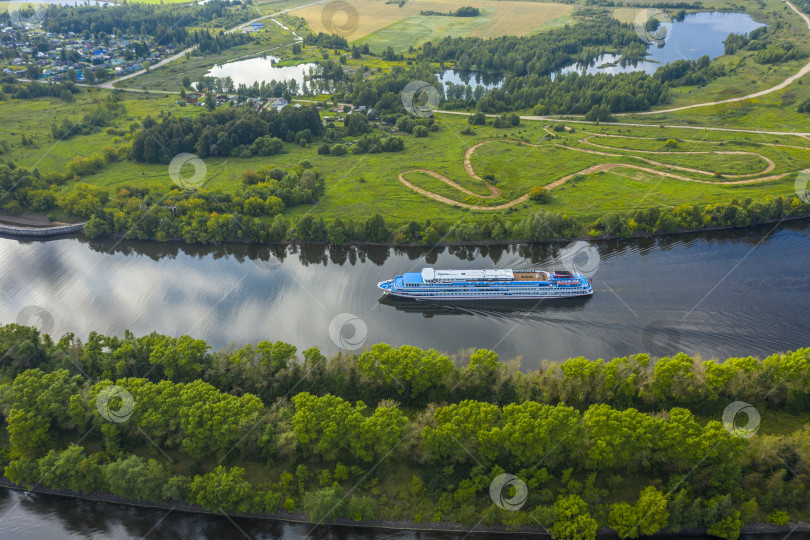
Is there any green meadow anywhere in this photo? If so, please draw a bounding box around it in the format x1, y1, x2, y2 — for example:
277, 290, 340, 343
4, 85, 804, 230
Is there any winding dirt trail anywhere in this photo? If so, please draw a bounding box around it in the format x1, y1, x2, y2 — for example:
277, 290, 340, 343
397, 136, 792, 211
579, 136, 776, 178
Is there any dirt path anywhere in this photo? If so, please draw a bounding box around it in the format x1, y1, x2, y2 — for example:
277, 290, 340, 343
579, 137, 776, 177
0, 213, 70, 227
585, 132, 810, 151
397, 136, 791, 211
618, 0, 810, 116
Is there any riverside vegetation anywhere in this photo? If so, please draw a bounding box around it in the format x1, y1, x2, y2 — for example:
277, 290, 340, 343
3, 0, 810, 244
0, 324, 808, 538
2, 96, 809, 244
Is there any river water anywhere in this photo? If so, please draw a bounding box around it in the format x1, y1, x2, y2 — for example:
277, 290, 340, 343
1, 222, 809, 537
0, 220, 808, 368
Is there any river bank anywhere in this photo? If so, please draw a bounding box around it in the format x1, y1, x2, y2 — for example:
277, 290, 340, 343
4, 211, 807, 249
3, 480, 808, 539
1, 219, 808, 363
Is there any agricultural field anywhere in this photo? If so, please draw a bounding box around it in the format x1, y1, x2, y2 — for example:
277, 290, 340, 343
296, 0, 573, 52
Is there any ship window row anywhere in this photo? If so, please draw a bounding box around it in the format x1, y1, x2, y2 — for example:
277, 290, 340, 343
408, 282, 561, 287
400, 287, 588, 292
399, 290, 588, 296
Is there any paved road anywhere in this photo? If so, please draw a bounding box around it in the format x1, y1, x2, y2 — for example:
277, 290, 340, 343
437, 110, 810, 137
96, 0, 329, 91
65, 0, 810, 134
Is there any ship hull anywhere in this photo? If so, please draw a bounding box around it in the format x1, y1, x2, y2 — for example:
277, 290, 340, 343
377, 278, 593, 301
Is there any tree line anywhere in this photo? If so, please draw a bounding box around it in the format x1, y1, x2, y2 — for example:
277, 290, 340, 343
0, 74, 79, 102
129, 106, 323, 162
0, 159, 807, 245
1, 325, 808, 420
41, 0, 250, 46
0, 325, 807, 538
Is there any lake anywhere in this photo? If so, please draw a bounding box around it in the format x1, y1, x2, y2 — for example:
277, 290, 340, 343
437, 12, 767, 88
556, 11, 766, 77
0, 221, 807, 370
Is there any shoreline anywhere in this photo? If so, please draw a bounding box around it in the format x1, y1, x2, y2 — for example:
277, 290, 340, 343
0, 476, 810, 538
2, 480, 807, 538
0, 215, 806, 248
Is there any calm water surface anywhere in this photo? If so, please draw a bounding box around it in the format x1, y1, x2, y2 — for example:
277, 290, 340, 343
204, 56, 318, 89
1, 223, 809, 538
438, 12, 766, 88
0, 221, 808, 368
557, 12, 765, 77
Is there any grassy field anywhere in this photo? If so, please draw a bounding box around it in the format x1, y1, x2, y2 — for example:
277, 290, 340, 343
6, 0, 810, 230
2, 85, 807, 227
620, 82, 810, 131
294, 0, 573, 50
0, 90, 190, 176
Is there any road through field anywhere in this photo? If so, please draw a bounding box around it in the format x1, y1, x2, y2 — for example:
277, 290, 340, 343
97, 0, 328, 90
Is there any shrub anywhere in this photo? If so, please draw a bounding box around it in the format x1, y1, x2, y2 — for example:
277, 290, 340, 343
528, 186, 552, 203
767, 511, 790, 526
413, 125, 429, 137
468, 112, 486, 125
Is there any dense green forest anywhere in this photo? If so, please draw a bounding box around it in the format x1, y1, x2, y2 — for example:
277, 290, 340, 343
129, 106, 324, 162
416, 19, 636, 76
0, 324, 807, 538
37, 1, 251, 46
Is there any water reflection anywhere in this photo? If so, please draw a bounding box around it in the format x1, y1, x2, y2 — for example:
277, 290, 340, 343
0, 219, 808, 367
437, 69, 505, 91
2, 486, 809, 539
378, 293, 591, 318
554, 11, 765, 77
204, 56, 318, 90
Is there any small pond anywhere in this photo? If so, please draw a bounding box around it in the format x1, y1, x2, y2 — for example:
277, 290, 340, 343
437, 69, 505, 91
203, 56, 318, 91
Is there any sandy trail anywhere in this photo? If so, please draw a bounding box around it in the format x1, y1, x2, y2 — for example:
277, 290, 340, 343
398, 136, 790, 211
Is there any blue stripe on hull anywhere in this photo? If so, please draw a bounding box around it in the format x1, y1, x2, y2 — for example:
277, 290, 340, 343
384, 292, 593, 300
376, 269, 594, 301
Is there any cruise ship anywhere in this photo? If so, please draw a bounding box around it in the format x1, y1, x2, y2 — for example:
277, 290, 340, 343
377, 268, 593, 300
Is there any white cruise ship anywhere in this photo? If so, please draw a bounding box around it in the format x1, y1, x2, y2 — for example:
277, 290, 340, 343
377, 268, 593, 300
